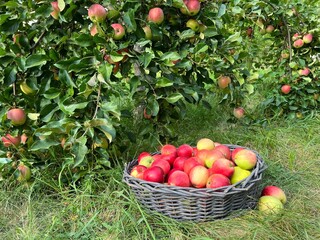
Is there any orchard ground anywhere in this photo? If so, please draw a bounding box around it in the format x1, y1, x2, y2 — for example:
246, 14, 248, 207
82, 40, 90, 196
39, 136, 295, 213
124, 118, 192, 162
1, 96, 319, 240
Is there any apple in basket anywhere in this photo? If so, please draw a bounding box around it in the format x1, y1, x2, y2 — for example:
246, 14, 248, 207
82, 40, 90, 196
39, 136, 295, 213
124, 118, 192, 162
206, 173, 231, 189
189, 165, 209, 188
168, 170, 191, 187
208, 157, 235, 178
233, 149, 257, 170
143, 166, 165, 183
130, 165, 147, 179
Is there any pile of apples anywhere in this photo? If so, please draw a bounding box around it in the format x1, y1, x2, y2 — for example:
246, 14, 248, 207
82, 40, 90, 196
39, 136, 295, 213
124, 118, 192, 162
130, 138, 259, 189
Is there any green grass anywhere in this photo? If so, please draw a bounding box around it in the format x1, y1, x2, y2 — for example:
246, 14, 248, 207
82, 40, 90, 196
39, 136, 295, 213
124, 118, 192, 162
1, 99, 320, 240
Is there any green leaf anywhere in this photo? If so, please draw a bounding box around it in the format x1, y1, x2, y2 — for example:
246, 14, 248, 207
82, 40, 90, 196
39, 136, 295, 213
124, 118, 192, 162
72, 136, 88, 167
160, 52, 180, 61
74, 34, 94, 47
25, 55, 47, 69
123, 8, 137, 32
166, 93, 184, 104
217, 4, 226, 17
0, 158, 12, 164
59, 70, 76, 87
155, 77, 174, 88
86, 119, 116, 142
225, 32, 242, 43
4, 66, 17, 86
244, 84, 254, 94
30, 139, 61, 151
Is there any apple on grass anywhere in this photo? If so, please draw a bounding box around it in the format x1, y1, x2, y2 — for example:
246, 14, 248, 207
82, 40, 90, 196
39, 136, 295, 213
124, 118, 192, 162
234, 149, 257, 170
206, 174, 230, 189
261, 185, 287, 204
209, 158, 235, 178
151, 159, 171, 175
230, 167, 251, 184
7, 108, 26, 126
130, 165, 147, 179
168, 170, 191, 187
189, 165, 209, 188
16, 163, 31, 182
143, 166, 164, 183
258, 196, 284, 214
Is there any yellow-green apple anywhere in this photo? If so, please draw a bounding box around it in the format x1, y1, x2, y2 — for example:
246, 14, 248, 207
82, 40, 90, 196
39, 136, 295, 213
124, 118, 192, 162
231, 147, 244, 162
209, 158, 235, 178
214, 145, 231, 159
88, 4, 107, 23
148, 7, 164, 24
168, 170, 191, 187
298, 67, 310, 76
139, 156, 154, 168
111, 23, 125, 40
138, 152, 151, 163
50, 1, 60, 20
143, 25, 152, 40
7, 108, 26, 126
218, 76, 231, 89
181, 0, 201, 16
233, 107, 245, 119
234, 149, 257, 170
293, 39, 304, 48
230, 166, 251, 184
143, 166, 164, 183
261, 185, 287, 204
201, 149, 224, 168
189, 165, 209, 188
281, 51, 290, 59
303, 33, 313, 44
206, 173, 231, 189
16, 163, 31, 182
281, 84, 291, 94
173, 156, 188, 171
292, 33, 300, 41
2, 134, 21, 147
177, 144, 193, 158
196, 138, 215, 150
186, 19, 199, 32
130, 165, 147, 179
90, 24, 98, 36
151, 159, 171, 175
258, 196, 284, 214
184, 157, 201, 175
266, 25, 274, 33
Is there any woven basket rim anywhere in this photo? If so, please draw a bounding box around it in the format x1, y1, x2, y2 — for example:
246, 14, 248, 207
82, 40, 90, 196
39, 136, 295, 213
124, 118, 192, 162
123, 144, 267, 196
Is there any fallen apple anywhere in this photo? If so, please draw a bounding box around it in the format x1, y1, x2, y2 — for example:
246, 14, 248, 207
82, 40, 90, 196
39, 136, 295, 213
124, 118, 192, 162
261, 185, 287, 204
258, 196, 284, 214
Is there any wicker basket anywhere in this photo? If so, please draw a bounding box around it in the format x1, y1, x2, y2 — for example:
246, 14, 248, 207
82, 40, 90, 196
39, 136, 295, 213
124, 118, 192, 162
123, 144, 267, 222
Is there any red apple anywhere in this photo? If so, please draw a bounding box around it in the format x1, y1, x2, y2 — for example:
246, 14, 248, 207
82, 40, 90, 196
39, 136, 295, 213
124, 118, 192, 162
139, 156, 154, 168
183, 157, 201, 175
261, 185, 287, 204
7, 108, 26, 126
2, 134, 21, 147
218, 76, 231, 89
130, 165, 147, 179
160, 153, 177, 166
166, 168, 179, 180
234, 149, 257, 170
189, 165, 209, 188
143, 108, 151, 119
21, 133, 28, 144
209, 158, 235, 178
292, 33, 300, 41
88, 4, 107, 23
143, 166, 164, 183
181, 0, 201, 16
173, 156, 188, 171
148, 7, 164, 24
151, 159, 171, 175
138, 152, 151, 163
214, 145, 231, 159
231, 147, 244, 162
168, 170, 191, 187
111, 23, 125, 40
206, 174, 231, 189
196, 138, 215, 150
152, 154, 162, 162
202, 149, 225, 168
233, 107, 245, 119
17, 163, 31, 182
298, 67, 310, 76
293, 39, 304, 48
266, 25, 274, 33
302, 33, 313, 44
161, 144, 177, 155
281, 84, 291, 94
50, 1, 60, 20
90, 24, 98, 36
177, 144, 193, 158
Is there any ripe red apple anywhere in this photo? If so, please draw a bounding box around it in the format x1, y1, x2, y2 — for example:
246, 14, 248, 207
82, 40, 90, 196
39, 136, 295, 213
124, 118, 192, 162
88, 4, 107, 23
17, 163, 31, 182
21, 133, 28, 144
160, 153, 177, 166
50, 1, 60, 20
233, 107, 245, 119
181, 0, 201, 16
214, 145, 231, 159
186, 19, 199, 32
138, 152, 151, 163
218, 76, 231, 89
130, 165, 147, 179
90, 24, 98, 36
161, 144, 177, 155
173, 156, 188, 171
151, 159, 171, 175
2, 134, 21, 147
111, 23, 125, 40
234, 149, 257, 170
302, 33, 313, 44
148, 7, 164, 24
209, 158, 235, 178
166, 168, 179, 180
292, 33, 300, 41
152, 154, 162, 162
266, 25, 274, 33
258, 196, 284, 214
206, 173, 231, 189
143, 166, 164, 183
189, 165, 209, 188
184, 157, 201, 175
202, 149, 225, 168
281, 84, 291, 94
293, 39, 304, 48
231, 147, 244, 162
168, 170, 191, 187
196, 138, 215, 150
143, 25, 152, 40
7, 108, 26, 126
177, 144, 193, 158
261, 185, 287, 204
298, 67, 310, 76
139, 156, 154, 168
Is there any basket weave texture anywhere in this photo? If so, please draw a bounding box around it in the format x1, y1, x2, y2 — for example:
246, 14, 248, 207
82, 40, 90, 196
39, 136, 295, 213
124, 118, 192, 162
123, 144, 267, 222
